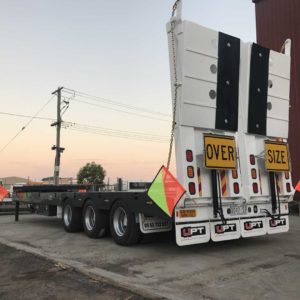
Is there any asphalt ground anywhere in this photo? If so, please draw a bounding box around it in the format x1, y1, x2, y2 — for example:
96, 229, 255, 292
0, 243, 149, 300
1, 214, 300, 300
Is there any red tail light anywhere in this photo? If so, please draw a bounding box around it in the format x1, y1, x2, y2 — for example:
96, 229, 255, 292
250, 154, 255, 165
187, 166, 194, 178
251, 168, 257, 179
286, 182, 291, 193
285, 171, 290, 180
186, 150, 193, 162
189, 182, 196, 195
253, 183, 258, 194
233, 183, 240, 194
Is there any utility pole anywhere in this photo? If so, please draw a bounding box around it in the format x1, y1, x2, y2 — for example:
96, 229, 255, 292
51, 87, 65, 185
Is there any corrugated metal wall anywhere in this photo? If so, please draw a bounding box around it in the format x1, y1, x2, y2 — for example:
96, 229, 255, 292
253, 0, 300, 193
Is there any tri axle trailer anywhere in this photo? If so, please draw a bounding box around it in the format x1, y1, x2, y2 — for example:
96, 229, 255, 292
13, 1, 294, 246
13, 184, 171, 246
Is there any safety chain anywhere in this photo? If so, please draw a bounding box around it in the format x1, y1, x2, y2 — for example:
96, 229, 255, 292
166, 17, 179, 170
171, 0, 180, 17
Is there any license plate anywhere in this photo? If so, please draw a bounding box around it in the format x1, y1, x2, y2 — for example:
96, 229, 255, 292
230, 204, 246, 216
178, 209, 196, 218
265, 141, 290, 172
204, 135, 237, 170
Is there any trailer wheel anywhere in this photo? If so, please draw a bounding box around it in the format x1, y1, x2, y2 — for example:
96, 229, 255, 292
83, 200, 108, 238
62, 200, 82, 232
110, 200, 141, 246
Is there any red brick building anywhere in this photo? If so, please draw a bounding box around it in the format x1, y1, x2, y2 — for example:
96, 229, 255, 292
253, 0, 300, 194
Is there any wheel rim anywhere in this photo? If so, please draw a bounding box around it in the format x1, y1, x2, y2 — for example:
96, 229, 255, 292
113, 207, 128, 237
85, 206, 96, 231
64, 204, 72, 226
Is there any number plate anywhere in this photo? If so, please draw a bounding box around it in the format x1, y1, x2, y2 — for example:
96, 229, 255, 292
178, 209, 196, 218
204, 135, 237, 170
265, 141, 290, 172
230, 204, 246, 216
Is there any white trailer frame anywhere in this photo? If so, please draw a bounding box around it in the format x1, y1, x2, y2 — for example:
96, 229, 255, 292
167, 1, 293, 246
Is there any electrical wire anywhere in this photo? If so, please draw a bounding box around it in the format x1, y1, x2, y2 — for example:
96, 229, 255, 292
0, 110, 168, 142
68, 98, 170, 122
65, 127, 168, 143
0, 111, 54, 121
61, 121, 169, 143
63, 87, 171, 118
0, 95, 55, 154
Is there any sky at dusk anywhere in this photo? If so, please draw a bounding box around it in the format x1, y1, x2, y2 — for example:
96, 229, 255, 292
0, 0, 256, 182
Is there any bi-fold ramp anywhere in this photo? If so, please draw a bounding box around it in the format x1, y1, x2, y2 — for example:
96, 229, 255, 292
167, 17, 292, 246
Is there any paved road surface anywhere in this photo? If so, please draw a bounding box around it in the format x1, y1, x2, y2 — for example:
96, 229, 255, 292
0, 243, 150, 300
1, 214, 300, 300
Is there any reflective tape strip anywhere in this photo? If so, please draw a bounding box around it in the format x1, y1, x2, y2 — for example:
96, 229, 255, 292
197, 167, 202, 197
275, 173, 281, 194
258, 169, 262, 195
221, 170, 228, 196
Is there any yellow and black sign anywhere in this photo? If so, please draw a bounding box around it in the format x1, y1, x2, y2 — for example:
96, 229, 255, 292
265, 141, 290, 172
204, 135, 237, 170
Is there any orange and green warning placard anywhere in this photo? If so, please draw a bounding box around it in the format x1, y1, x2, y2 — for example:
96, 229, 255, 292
147, 166, 186, 217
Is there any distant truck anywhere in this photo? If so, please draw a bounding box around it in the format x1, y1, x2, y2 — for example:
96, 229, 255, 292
13, 1, 293, 246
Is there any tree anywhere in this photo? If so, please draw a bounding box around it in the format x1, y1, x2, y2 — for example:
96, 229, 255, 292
77, 162, 106, 185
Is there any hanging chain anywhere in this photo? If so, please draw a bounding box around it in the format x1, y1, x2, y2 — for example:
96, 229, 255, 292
172, 0, 180, 17
167, 18, 179, 170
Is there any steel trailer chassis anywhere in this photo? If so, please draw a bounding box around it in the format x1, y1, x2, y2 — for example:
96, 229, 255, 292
13, 185, 171, 246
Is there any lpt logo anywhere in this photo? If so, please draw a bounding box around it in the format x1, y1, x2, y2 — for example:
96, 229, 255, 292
181, 226, 206, 238
270, 218, 286, 228
244, 220, 263, 231
215, 224, 236, 234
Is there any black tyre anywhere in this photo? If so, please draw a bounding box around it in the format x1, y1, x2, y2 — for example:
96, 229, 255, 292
62, 199, 82, 233
83, 200, 108, 238
109, 200, 141, 246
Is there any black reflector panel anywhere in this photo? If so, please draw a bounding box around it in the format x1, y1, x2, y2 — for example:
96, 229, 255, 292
215, 32, 240, 132
248, 43, 270, 135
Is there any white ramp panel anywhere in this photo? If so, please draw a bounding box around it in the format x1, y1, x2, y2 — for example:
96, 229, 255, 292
180, 21, 218, 129
267, 50, 291, 138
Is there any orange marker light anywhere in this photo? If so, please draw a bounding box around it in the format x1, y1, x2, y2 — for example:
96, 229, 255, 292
232, 169, 238, 179
187, 166, 194, 178
251, 168, 257, 179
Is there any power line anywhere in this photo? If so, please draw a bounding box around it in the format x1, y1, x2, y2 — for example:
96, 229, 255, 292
61, 121, 169, 143
0, 95, 55, 154
69, 98, 170, 122
63, 87, 171, 118
0, 110, 168, 142
0, 111, 54, 121
65, 127, 168, 143
63, 121, 168, 138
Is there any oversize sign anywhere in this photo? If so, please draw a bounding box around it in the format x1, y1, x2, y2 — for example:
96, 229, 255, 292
265, 141, 290, 172
204, 135, 237, 170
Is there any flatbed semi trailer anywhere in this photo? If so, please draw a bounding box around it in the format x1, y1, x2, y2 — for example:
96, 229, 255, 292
13, 0, 294, 246
13, 184, 171, 245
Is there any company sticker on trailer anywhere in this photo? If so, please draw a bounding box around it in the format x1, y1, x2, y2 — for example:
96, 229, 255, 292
204, 135, 237, 170
265, 141, 290, 172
